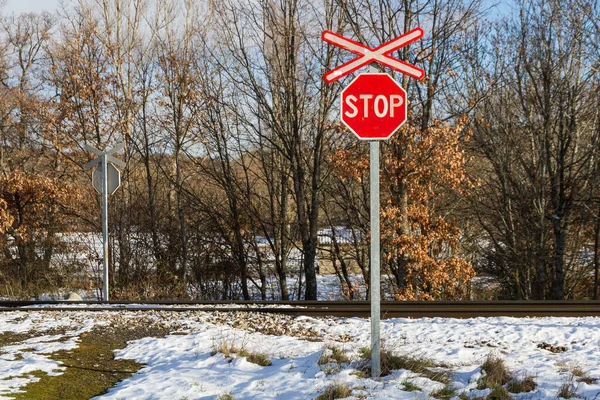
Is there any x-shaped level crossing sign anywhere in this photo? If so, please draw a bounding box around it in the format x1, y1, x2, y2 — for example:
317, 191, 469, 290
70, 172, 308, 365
322, 27, 425, 83
84, 143, 125, 170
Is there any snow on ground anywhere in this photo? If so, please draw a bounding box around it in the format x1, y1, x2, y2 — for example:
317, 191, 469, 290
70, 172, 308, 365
1, 308, 600, 399
100, 325, 328, 399
94, 316, 600, 399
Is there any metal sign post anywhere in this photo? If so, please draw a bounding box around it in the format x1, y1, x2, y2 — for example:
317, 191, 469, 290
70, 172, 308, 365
85, 143, 124, 302
370, 137, 381, 378
101, 153, 109, 302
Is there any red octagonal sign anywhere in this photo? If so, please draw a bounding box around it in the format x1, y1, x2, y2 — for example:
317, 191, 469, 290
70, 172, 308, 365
341, 73, 407, 140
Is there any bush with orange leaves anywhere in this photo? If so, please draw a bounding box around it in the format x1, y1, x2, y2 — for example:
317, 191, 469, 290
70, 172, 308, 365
330, 118, 475, 300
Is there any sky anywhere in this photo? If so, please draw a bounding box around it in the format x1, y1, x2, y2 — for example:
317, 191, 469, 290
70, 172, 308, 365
3, 0, 60, 14
3, 0, 513, 17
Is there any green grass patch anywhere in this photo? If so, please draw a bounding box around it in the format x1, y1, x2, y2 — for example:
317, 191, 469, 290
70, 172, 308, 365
0, 332, 32, 348
13, 324, 168, 400
319, 345, 349, 374
401, 380, 421, 392
431, 384, 456, 399
0, 326, 73, 348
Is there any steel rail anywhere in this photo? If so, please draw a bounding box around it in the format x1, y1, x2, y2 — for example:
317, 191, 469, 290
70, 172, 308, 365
2, 301, 600, 318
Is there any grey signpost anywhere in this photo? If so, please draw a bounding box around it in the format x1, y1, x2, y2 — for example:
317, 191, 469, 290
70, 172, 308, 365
369, 128, 381, 378
85, 143, 124, 301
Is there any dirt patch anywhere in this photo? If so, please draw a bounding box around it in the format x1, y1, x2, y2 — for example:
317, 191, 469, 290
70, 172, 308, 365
204, 311, 322, 340
537, 342, 567, 353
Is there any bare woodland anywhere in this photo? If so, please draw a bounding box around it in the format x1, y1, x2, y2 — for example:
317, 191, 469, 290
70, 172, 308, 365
0, 0, 599, 301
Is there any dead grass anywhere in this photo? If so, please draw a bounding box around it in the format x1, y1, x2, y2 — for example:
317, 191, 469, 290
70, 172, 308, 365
557, 382, 577, 398
571, 366, 596, 384
319, 345, 350, 366
315, 383, 352, 400
506, 375, 536, 393
431, 384, 456, 399
358, 346, 450, 382
486, 385, 512, 400
214, 341, 271, 367
477, 355, 512, 389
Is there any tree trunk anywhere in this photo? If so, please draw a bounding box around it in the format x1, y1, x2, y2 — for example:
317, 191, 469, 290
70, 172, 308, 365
551, 218, 566, 300
392, 167, 409, 291
175, 149, 187, 281
593, 205, 599, 299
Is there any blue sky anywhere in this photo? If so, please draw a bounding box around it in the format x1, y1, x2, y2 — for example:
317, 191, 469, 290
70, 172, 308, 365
4, 0, 59, 14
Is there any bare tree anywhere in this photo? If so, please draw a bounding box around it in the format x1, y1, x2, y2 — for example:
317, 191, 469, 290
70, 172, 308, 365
209, 0, 343, 299
469, 0, 600, 299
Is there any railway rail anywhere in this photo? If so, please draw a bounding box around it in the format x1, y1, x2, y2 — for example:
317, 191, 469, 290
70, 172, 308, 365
2, 300, 600, 318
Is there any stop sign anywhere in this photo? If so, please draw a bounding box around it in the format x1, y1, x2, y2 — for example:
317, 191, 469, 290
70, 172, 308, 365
341, 73, 407, 140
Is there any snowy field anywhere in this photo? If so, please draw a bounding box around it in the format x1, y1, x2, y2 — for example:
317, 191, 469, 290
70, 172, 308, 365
1, 308, 600, 399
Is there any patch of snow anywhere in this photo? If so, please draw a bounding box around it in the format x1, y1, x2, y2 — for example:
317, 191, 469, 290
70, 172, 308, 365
90, 316, 600, 399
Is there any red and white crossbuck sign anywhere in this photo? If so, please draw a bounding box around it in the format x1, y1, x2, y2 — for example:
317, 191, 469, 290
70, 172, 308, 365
322, 27, 425, 83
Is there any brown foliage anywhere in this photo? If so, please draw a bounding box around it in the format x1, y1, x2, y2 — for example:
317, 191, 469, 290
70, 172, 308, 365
0, 170, 83, 294
330, 118, 475, 300
0, 198, 12, 234
385, 119, 475, 300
